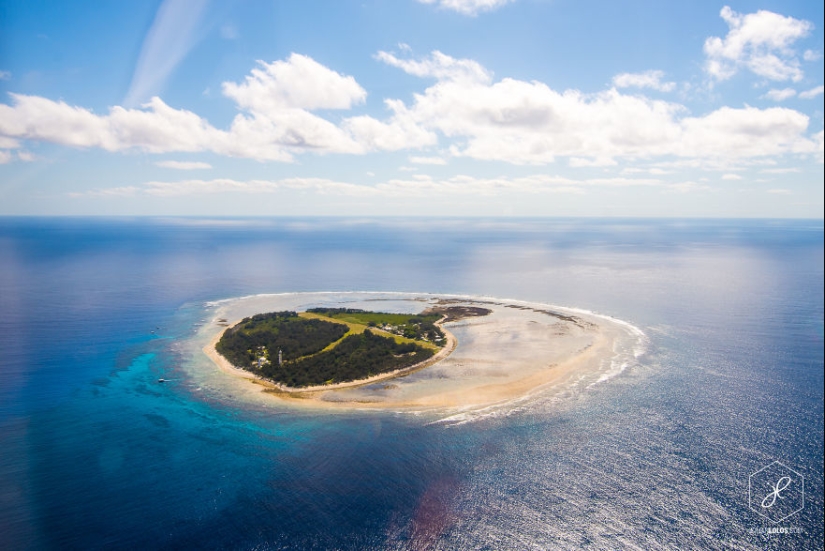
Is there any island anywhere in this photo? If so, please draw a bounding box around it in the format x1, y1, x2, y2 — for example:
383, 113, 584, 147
199, 293, 643, 411
214, 307, 489, 389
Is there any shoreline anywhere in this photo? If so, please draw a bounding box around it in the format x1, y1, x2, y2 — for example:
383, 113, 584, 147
203, 316, 458, 396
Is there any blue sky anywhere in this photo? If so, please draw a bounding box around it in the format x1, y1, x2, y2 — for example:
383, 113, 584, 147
1, 0, 822, 217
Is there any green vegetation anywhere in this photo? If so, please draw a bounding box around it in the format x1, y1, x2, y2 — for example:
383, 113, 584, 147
216, 311, 348, 369
262, 330, 434, 387
306, 308, 445, 346
216, 309, 444, 388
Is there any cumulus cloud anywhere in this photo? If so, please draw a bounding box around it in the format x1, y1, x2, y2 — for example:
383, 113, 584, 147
0, 54, 379, 161
762, 88, 797, 101
799, 85, 824, 99
416, 0, 515, 16
0, 94, 232, 153
2, 50, 821, 167
803, 50, 822, 61
343, 99, 437, 151
374, 51, 818, 164
155, 160, 212, 170
704, 6, 812, 82
612, 70, 676, 92
722, 173, 742, 180
222, 54, 366, 112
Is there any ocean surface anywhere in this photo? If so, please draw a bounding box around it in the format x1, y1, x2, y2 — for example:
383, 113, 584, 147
0, 217, 822, 550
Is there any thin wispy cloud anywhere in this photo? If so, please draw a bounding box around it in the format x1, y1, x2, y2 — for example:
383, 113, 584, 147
124, 0, 209, 107
72, 174, 679, 200
762, 88, 796, 101
416, 0, 516, 17
799, 85, 824, 99
155, 160, 212, 170
409, 155, 448, 165
612, 70, 675, 92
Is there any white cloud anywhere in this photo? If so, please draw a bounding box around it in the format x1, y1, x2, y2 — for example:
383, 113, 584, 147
722, 173, 742, 180
219, 54, 374, 155
375, 51, 819, 164
2, 50, 821, 168
344, 99, 437, 151
375, 50, 491, 83
761, 167, 801, 174
762, 88, 797, 101
416, 0, 515, 16
799, 85, 824, 99
803, 50, 822, 61
69, 186, 141, 198
74, 173, 670, 199
667, 181, 712, 193
704, 6, 812, 82
0, 54, 378, 161
678, 105, 813, 158
124, 0, 209, 106
569, 157, 618, 168
612, 70, 676, 92
222, 54, 366, 111
0, 136, 20, 149
155, 160, 212, 170
622, 167, 672, 176
0, 149, 35, 164
0, 71, 10, 80
409, 155, 447, 165
0, 94, 233, 153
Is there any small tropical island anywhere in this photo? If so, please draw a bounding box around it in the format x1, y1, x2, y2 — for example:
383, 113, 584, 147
214, 307, 488, 389
198, 293, 641, 411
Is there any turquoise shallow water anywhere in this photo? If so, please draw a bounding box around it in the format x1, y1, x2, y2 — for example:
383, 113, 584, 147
0, 217, 822, 549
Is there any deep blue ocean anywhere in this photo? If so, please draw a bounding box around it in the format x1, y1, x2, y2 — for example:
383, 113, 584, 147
0, 217, 822, 550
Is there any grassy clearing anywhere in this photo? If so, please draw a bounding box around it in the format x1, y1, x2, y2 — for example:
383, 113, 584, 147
298, 311, 439, 351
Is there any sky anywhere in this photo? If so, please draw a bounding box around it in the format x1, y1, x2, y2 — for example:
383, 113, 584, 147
0, 0, 823, 217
